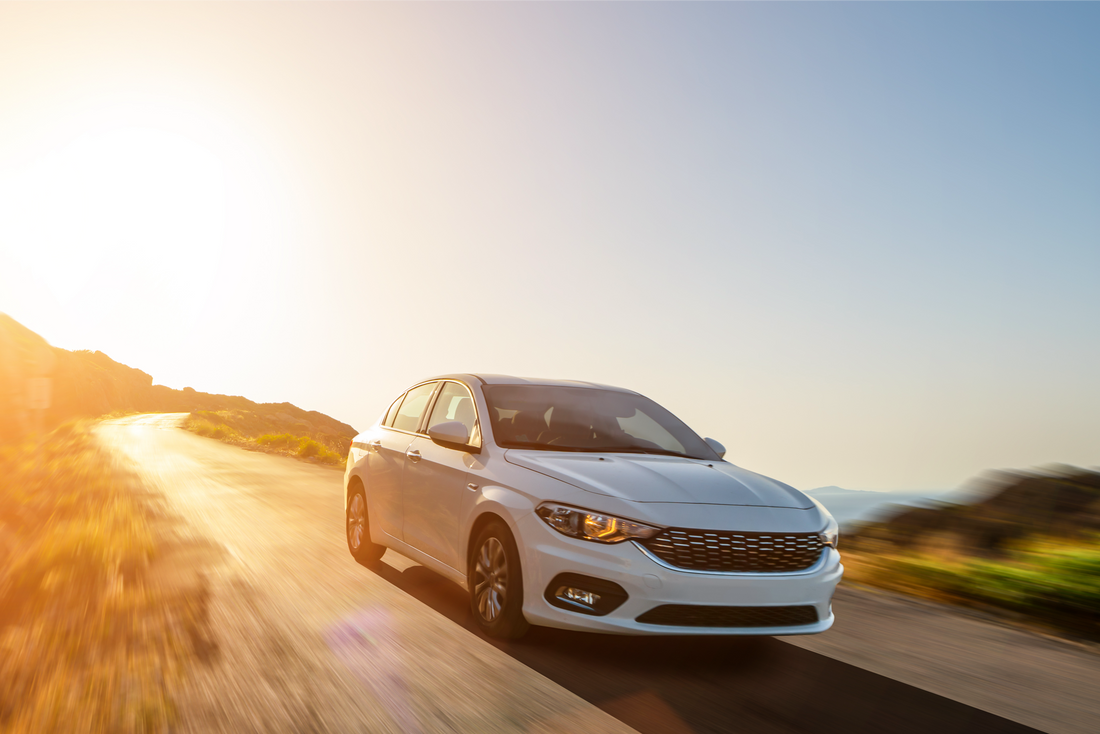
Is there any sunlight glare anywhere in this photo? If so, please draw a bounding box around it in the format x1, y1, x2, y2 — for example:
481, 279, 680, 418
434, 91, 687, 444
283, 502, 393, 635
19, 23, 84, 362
0, 127, 226, 305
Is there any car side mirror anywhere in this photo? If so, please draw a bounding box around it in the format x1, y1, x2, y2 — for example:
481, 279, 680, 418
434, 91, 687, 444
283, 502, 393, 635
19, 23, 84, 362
704, 437, 726, 459
428, 421, 473, 451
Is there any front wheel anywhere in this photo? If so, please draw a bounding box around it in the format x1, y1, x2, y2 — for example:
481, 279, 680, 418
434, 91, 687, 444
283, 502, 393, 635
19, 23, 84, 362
469, 521, 530, 639
347, 486, 385, 566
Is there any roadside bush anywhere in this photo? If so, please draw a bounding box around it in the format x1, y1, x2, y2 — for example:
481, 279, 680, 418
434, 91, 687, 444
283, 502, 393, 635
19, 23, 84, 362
296, 438, 344, 465
256, 433, 298, 450
187, 417, 241, 442
966, 541, 1100, 620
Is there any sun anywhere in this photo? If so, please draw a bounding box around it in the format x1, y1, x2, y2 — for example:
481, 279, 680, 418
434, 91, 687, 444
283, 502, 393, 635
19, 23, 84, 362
0, 126, 227, 304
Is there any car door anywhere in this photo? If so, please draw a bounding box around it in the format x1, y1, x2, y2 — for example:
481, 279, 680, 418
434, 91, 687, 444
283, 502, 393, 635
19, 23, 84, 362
366, 381, 439, 540
401, 380, 482, 571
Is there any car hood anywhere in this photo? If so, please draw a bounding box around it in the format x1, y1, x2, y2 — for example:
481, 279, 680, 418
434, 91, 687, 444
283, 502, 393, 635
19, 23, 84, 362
503, 451, 812, 508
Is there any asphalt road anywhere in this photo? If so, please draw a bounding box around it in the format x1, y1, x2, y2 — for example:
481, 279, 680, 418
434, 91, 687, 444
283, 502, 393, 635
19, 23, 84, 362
95, 415, 1096, 734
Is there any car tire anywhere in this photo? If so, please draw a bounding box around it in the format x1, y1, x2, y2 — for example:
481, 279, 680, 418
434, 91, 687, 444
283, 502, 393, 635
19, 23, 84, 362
469, 521, 530, 639
346, 484, 385, 566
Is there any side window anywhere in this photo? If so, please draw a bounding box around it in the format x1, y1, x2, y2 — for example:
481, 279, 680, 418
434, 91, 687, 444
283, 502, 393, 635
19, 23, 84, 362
427, 382, 481, 447
391, 382, 438, 433
382, 394, 404, 427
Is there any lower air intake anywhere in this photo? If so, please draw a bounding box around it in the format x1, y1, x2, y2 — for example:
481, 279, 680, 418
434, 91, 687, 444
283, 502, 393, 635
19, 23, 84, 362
636, 604, 819, 628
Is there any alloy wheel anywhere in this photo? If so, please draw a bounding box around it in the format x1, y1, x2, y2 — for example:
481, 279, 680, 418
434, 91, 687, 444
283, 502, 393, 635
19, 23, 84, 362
347, 493, 366, 551
473, 537, 508, 623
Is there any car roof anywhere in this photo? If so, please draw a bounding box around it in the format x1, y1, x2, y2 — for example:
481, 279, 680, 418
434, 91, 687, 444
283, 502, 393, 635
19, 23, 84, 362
426, 374, 638, 394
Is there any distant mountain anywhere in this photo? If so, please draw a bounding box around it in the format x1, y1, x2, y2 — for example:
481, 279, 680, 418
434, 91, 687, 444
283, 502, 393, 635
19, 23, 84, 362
804, 485, 950, 528
0, 314, 355, 443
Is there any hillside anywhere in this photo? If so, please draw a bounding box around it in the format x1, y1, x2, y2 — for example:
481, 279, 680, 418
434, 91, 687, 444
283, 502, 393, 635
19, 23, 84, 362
0, 314, 355, 451
843, 466, 1100, 640
848, 467, 1100, 555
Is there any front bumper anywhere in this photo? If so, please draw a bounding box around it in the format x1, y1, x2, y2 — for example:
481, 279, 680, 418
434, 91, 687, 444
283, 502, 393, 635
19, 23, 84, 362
516, 512, 843, 636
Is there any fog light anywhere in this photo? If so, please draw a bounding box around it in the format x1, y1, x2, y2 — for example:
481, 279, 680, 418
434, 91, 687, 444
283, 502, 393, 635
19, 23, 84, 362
545, 574, 627, 616
557, 586, 601, 607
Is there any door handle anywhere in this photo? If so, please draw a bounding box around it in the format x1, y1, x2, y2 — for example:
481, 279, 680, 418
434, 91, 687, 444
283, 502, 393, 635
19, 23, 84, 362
406, 448, 422, 463
368, 440, 381, 452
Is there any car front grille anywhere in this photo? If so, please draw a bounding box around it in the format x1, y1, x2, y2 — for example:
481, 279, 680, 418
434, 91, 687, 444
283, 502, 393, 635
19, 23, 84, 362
636, 604, 819, 628
639, 528, 825, 573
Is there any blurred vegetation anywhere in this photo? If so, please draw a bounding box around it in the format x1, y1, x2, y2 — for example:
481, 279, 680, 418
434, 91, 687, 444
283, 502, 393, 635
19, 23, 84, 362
0, 422, 193, 733
185, 411, 347, 466
844, 467, 1100, 640
845, 536, 1100, 640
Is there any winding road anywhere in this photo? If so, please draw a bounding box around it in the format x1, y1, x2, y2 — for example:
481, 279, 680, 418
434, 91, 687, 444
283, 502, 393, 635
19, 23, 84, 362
94, 414, 1099, 734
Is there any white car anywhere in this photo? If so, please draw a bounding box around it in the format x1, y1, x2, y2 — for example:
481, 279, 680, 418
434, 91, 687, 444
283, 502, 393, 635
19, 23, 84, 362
344, 375, 842, 639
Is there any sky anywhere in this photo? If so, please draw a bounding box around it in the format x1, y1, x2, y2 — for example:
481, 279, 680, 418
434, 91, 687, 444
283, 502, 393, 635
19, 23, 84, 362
1, 2, 1097, 493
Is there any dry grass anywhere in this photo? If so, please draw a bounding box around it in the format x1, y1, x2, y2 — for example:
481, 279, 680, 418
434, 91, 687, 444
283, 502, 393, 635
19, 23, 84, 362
256, 433, 345, 463
184, 412, 347, 466
186, 416, 244, 444
0, 422, 192, 733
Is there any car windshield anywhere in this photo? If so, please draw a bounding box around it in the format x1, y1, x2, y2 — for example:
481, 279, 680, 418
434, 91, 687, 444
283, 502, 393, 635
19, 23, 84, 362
483, 385, 719, 460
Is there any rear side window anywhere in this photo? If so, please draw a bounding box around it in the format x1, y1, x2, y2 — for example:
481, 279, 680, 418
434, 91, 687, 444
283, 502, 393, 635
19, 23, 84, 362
382, 395, 404, 427
391, 382, 438, 433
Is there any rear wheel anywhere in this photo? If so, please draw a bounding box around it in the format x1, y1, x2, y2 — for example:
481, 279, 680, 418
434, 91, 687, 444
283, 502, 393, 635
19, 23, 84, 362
346, 485, 385, 566
469, 521, 529, 639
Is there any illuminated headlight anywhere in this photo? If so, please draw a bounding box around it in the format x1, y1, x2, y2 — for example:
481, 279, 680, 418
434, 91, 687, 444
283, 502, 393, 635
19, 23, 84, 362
536, 503, 662, 544
819, 514, 840, 549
